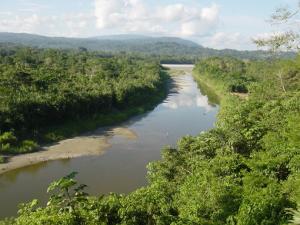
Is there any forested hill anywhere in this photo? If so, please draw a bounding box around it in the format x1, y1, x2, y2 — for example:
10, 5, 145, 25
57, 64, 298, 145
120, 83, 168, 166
0, 32, 295, 61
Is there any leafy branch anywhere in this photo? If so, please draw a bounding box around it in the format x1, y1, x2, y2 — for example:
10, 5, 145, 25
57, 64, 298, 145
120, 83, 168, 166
47, 172, 88, 214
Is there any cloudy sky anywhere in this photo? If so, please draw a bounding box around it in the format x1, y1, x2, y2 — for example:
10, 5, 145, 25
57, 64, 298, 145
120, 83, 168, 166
0, 0, 298, 50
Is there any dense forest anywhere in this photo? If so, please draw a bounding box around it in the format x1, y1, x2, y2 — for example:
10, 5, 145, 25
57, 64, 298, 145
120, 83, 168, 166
0, 33, 295, 62
1, 54, 299, 224
0, 45, 167, 157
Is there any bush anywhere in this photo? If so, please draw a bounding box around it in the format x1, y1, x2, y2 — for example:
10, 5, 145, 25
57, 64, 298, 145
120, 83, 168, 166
0, 132, 17, 144
0, 132, 17, 153
0, 155, 5, 163
18, 140, 39, 154
229, 83, 248, 93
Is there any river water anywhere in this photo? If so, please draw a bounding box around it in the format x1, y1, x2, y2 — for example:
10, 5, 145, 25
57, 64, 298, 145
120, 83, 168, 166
0, 65, 219, 218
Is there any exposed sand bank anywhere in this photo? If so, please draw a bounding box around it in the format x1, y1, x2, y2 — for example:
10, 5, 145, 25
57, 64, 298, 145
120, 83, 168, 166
0, 127, 137, 175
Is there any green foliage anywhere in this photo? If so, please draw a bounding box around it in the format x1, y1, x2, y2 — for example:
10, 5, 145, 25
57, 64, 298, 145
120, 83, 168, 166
254, 1, 300, 52
13, 173, 95, 225
18, 140, 38, 153
0, 46, 166, 154
235, 172, 293, 225
192, 56, 300, 224
1, 54, 300, 224
0, 131, 38, 154
194, 57, 251, 94
46, 172, 88, 216
289, 208, 300, 225
0, 132, 17, 153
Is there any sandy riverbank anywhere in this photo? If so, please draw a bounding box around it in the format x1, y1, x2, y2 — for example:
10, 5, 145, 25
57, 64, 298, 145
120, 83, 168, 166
0, 127, 137, 175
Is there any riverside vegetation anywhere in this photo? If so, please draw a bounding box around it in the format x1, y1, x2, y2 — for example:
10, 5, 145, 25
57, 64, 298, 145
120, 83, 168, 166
0, 45, 167, 157
1, 1, 300, 223
0, 54, 299, 224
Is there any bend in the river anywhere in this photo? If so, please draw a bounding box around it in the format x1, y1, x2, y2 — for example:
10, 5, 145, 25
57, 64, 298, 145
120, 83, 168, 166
0, 64, 219, 219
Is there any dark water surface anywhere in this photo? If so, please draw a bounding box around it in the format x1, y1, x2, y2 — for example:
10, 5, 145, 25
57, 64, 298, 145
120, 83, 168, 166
0, 65, 219, 218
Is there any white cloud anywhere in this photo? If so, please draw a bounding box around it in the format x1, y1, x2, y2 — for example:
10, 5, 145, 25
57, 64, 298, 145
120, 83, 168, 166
95, 0, 124, 29
0, 0, 222, 46
200, 32, 255, 50
196, 95, 214, 112
0, 14, 40, 33
0, 0, 264, 50
179, 4, 219, 36
251, 31, 294, 50
253, 31, 286, 40
0, 12, 95, 37
94, 0, 220, 37
201, 4, 219, 22
160, 4, 185, 22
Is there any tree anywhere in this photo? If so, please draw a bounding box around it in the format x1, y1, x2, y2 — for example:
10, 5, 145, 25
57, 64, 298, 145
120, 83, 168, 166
254, 1, 300, 52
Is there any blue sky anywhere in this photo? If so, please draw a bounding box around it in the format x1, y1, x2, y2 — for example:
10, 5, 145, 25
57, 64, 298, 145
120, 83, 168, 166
0, 0, 298, 50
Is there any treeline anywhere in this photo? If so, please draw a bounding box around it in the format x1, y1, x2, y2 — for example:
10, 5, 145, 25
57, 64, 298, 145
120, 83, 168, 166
194, 57, 250, 93
0, 33, 296, 61
0, 46, 166, 155
2, 56, 299, 224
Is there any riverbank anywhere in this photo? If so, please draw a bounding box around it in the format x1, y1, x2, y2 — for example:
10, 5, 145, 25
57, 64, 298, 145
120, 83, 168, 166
0, 69, 170, 174
192, 70, 249, 101
0, 104, 164, 175
192, 71, 224, 100
0, 64, 220, 220
192, 73, 221, 105
38, 78, 169, 145
3, 58, 299, 224
0, 67, 179, 175
0, 127, 138, 175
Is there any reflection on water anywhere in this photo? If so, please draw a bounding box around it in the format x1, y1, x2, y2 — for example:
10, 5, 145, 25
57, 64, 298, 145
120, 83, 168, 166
163, 76, 215, 112
195, 79, 220, 106
0, 67, 219, 218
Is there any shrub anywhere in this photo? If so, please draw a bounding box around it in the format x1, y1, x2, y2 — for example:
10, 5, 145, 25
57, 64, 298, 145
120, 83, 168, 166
18, 140, 39, 154
0, 155, 5, 163
0, 132, 17, 153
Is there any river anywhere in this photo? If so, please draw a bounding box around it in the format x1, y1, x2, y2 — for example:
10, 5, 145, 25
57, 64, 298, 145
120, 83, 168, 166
0, 65, 219, 218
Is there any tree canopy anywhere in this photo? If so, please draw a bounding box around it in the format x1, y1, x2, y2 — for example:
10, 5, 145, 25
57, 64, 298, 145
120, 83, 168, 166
0, 46, 166, 155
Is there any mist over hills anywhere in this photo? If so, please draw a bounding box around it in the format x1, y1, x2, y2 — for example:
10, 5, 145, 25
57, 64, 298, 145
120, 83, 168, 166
0, 32, 295, 61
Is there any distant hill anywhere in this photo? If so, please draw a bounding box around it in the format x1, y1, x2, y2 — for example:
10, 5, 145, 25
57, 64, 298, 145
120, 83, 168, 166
92, 34, 200, 47
0, 32, 295, 61
0, 32, 202, 55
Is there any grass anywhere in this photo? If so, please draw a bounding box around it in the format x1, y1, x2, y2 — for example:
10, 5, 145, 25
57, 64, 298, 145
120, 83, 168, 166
192, 71, 227, 99
192, 70, 248, 104
193, 74, 221, 105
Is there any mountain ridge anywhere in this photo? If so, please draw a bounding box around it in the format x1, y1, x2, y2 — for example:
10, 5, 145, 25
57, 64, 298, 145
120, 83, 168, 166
0, 32, 295, 60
